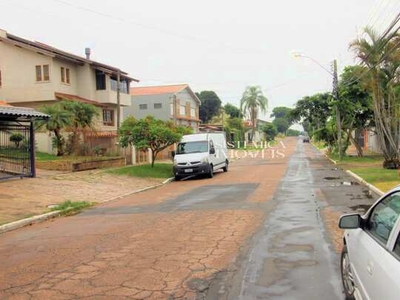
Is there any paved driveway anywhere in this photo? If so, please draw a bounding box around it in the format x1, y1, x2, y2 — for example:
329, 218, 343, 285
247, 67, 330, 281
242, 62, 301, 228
0, 169, 163, 225
0, 138, 296, 299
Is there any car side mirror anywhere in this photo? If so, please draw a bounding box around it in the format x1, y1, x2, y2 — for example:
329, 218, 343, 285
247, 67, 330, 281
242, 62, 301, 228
210, 147, 215, 154
171, 151, 175, 158
339, 214, 362, 229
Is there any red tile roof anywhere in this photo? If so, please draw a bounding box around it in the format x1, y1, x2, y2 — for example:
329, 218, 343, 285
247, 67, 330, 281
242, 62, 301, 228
0, 101, 12, 107
130, 84, 188, 96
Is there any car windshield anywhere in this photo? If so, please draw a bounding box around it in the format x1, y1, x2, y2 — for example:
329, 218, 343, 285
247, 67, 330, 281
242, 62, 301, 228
177, 141, 208, 154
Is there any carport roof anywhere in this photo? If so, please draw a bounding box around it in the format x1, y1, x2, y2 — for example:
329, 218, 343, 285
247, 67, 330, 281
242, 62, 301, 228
0, 104, 49, 120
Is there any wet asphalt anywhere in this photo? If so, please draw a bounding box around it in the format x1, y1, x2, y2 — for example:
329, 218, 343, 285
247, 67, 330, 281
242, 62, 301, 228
205, 139, 378, 300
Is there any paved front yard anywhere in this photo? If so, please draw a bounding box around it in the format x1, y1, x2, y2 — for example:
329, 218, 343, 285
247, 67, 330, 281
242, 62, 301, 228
0, 169, 163, 225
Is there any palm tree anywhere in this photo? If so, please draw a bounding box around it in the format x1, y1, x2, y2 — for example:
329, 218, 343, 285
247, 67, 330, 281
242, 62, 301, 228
240, 86, 268, 142
60, 100, 99, 155
350, 27, 400, 168
37, 104, 72, 156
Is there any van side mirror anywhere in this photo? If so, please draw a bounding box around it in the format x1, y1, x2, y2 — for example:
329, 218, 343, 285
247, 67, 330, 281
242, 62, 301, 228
171, 150, 176, 158
210, 147, 215, 154
339, 214, 362, 229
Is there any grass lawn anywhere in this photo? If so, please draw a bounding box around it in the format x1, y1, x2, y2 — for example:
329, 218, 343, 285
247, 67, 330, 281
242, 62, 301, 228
36, 151, 61, 161
327, 153, 400, 192
107, 163, 173, 179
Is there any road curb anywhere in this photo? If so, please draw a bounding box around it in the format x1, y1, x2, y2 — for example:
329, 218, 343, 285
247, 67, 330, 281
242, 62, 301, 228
0, 211, 61, 235
0, 176, 175, 235
345, 170, 384, 197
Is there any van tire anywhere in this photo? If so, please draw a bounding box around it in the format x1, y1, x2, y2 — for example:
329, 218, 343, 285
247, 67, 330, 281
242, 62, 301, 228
175, 175, 181, 181
223, 160, 229, 172
208, 164, 214, 178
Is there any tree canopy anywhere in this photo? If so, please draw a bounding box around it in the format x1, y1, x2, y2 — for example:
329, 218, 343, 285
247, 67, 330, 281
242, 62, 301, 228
224, 103, 242, 118
197, 91, 222, 123
119, 116, 192, 167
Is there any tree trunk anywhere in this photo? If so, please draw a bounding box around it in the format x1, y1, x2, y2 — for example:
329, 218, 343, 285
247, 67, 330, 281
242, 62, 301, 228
348, 131, 363, 157
54, 129, 64, 156
151, 150, 157, 168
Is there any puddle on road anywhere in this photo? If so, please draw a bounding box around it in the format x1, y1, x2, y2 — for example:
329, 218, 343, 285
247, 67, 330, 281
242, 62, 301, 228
324, 176, 341, 180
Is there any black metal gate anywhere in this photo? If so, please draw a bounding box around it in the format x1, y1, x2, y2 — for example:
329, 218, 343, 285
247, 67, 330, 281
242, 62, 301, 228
0, 121, 33, 180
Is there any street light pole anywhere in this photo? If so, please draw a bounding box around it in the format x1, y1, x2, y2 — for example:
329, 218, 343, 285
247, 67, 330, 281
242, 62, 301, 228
332, 59, 342, 161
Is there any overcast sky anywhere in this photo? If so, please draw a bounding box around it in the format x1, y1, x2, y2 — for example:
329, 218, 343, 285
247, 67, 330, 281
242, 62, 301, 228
1, 0, 399, 120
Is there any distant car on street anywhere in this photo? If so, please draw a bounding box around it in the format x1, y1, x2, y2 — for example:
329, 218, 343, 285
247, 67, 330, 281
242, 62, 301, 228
338, 186, 400, 300
303, 136, 310, 143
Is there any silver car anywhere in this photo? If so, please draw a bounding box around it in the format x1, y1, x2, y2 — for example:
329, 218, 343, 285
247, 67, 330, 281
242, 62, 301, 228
339, 186, 400, 299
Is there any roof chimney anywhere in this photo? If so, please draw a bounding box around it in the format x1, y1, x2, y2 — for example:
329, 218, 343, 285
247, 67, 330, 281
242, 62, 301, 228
85, 47, 91, 59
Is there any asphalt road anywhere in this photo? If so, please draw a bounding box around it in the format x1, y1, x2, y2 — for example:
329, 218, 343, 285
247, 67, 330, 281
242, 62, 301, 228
0, 138, 377, 300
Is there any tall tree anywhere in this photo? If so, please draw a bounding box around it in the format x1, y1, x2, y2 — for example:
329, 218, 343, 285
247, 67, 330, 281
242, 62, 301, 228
240, 86, 268, 141
338, 65, 374, 157
272, 118, 290, 134
270, 106, 294, 124
119, 116, 192, 167
350, 27, 400, 168
291, 93, 332, 135
197, 91, 222, 123
224, 103, 242, 118
37, 104, 73, 156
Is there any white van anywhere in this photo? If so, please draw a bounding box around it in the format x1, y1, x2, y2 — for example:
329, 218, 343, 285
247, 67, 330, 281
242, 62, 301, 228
173, 132, 229, 180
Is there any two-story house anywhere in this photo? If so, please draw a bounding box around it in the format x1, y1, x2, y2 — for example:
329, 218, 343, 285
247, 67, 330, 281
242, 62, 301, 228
123, 84, 201, 162
0, 29, 138, 154
125, 84, 201, 132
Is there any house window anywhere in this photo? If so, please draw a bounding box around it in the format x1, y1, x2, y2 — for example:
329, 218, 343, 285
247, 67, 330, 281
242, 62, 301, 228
61, 67, 70, 84
96, 70, 106, 90
179, 105, 186, 115
36, 65, 50, 82
103, 109, 114, 126
190, 107, 196, 117
154, 103, 162, 109
139, 104, 147, 110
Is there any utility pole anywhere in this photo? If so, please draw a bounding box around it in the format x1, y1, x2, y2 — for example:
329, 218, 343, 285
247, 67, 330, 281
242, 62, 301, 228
117, 70, 121, 130
333, 59, 342, 161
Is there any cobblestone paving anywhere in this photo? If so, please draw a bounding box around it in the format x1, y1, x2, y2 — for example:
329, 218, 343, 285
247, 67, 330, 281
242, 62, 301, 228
0, 139, 297, 299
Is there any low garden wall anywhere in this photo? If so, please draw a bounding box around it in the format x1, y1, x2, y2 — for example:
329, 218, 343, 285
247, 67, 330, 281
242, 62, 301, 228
36, 157, 126, 172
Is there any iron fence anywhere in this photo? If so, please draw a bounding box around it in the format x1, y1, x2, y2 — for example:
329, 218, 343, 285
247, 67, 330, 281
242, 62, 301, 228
0, 121, 33, 180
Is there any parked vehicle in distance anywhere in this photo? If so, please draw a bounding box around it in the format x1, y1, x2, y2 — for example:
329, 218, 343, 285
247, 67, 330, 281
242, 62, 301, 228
303, 136, 310, 143
173, 132, 229, 181
338, 186, 400, 300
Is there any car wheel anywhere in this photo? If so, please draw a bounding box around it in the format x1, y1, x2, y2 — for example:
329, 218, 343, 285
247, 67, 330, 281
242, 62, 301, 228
223, 160, 229, 172
208, 164, 214, 178
175, 175, 181, 181
341, 245, 356, 300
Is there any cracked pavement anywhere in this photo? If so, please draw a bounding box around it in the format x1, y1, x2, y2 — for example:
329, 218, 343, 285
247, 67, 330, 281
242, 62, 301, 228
0, 138, 296, 299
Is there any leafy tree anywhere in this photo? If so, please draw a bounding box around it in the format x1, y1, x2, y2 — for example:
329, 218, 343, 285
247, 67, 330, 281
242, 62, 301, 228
292, 93, 332, 135
270, 107, 294, 124
9, 133, 25, 148
338, 65, 374, 157
350, 27, 400, 168
197, 91, 222, 123
286, 129, 300, 136
224, 103, 242, 118
37, 104, 73, 156
273, 118, 290, 134
119, 116, 192, 167
260, 122, 277, 141
240, 86, 268, 141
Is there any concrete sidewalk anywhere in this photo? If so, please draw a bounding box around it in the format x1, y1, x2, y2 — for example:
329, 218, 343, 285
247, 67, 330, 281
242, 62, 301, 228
0, 168, 164, 226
